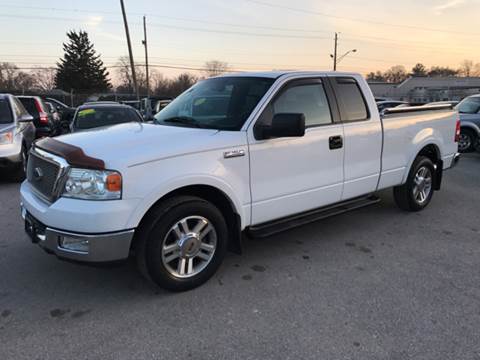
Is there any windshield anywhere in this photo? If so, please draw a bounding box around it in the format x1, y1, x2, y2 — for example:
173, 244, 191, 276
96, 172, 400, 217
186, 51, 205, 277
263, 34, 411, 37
456, 97, 480, 114
0, 99, 13, 124
154, 77, 274, 130
74, 107, 140, 130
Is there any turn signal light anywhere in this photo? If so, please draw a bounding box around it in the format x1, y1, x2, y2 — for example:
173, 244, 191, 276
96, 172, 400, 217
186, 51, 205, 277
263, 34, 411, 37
106, 173, 122, 192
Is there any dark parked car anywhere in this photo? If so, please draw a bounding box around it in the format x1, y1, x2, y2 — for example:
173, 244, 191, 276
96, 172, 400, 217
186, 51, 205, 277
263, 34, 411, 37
455, 95, 480, 152
0, 94, 36, 180
70, 103, 143, 133
45, 97, 76, 122
45, 102, 62, 123
17, 96, 59, 138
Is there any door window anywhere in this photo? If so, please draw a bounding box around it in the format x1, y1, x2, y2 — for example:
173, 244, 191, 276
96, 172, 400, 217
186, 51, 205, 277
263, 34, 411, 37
270, 82, 333, 127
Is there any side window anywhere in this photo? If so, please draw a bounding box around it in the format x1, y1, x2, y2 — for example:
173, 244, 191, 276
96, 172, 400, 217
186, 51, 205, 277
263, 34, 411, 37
272, 82, 333, 127
332, 77, 369, 122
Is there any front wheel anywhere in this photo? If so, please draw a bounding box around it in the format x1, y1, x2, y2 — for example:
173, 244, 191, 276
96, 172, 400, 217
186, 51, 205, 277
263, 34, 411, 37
10, 145, 28, 182
394, 156, 435, 212
136, 196, 228, 292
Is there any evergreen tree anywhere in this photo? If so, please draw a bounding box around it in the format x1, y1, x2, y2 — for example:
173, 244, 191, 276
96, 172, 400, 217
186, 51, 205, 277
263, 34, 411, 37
411, 63, 428, 77
56, 30, 111, 92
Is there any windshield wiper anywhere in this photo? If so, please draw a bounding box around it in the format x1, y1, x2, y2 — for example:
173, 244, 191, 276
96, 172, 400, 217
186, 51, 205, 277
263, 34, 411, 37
162, 116, 205, 128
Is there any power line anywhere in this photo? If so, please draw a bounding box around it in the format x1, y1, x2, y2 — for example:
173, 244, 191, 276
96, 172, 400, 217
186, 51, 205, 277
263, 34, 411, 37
242, 0, 480, 36
0, 12, 477, 55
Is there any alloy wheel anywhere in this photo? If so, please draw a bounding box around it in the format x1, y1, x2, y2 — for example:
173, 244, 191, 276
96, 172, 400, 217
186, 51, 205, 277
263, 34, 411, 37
161, 216, 217, 278
413, 166, 433, 205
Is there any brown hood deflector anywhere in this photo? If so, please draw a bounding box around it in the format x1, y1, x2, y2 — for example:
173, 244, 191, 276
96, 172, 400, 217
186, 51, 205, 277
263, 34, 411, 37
35, 137, 105, 170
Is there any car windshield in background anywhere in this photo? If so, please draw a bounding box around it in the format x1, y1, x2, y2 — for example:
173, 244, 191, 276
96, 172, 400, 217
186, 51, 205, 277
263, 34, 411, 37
0, 99, 13, 124
74, 107, 139, 130
457, 97, 480, 114
154, 77, 274, 131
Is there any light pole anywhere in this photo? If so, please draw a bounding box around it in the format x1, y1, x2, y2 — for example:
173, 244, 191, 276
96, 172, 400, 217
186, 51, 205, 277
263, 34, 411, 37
330, 33, 357, 71
120, 0, 140, 101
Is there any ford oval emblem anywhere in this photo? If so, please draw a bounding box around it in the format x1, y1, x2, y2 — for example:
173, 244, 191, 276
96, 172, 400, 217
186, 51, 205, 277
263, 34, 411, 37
33, 167, 43, 181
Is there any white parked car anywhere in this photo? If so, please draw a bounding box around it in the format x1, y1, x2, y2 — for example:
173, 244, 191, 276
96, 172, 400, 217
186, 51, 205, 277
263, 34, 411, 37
20, 71, 460, 291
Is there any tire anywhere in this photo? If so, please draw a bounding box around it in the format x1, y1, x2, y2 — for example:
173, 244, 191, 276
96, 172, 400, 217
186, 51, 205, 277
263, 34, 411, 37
135, 196, 228, 292
394, 156, 435, 212
10, 145, 28, 182
458, 128, 477, 153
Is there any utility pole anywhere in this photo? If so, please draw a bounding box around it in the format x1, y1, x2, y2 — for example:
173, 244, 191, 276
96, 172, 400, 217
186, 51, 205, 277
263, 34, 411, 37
119, 0, 140, 101
333, 32, 338, 71
142, 15, 150, 99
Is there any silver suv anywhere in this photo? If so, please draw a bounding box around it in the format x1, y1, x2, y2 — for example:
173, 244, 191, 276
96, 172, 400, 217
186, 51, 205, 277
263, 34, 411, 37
0, 94, 36, 181
457, 95, 480, 152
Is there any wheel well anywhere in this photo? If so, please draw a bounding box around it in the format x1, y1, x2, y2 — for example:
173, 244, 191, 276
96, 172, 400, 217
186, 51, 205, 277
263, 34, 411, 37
418, 144, 440, 164
134, 185, 242, 254
417, 144, 442, 190
461, 126, 478, 136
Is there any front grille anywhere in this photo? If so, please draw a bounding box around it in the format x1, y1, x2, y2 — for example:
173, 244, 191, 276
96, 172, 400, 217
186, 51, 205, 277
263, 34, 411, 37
27, 151, 61, 201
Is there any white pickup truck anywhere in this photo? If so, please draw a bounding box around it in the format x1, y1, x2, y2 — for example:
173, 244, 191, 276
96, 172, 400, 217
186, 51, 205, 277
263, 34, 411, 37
20, 71, 460, 291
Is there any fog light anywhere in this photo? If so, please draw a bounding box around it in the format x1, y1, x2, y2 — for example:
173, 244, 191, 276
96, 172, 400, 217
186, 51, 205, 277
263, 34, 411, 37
59, 236, 89, 253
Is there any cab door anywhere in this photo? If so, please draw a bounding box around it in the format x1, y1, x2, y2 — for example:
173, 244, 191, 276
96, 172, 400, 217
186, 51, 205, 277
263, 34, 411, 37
248, 78, 345, 225
328, 76, 383, 200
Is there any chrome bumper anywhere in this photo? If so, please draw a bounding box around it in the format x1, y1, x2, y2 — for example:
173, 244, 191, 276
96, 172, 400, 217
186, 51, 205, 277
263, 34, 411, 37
21, 205, 134, 263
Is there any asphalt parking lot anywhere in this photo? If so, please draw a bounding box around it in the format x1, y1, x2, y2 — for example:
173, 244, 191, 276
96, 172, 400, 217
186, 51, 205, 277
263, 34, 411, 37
0, 153, 479, 360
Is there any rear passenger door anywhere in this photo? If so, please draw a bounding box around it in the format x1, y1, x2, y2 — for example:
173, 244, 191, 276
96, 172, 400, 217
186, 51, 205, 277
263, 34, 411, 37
249, 78, 345, 225
328, 76, 382, 200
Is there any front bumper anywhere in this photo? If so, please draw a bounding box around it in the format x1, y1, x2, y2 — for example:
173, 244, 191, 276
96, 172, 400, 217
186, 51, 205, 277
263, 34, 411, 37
0, 142, 22, 167
21, 205, 134, 263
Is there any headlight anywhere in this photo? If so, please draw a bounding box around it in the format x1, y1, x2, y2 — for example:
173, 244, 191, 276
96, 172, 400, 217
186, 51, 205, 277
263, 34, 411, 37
0, 131, 13, 145
63, 168, 122, 200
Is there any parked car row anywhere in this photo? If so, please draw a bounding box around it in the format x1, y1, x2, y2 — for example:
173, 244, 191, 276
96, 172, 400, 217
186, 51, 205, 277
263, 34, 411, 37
0, 94, 151, 181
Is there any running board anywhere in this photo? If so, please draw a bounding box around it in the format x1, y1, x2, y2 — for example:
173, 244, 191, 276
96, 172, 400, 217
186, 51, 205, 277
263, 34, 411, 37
248, 195, 381, 238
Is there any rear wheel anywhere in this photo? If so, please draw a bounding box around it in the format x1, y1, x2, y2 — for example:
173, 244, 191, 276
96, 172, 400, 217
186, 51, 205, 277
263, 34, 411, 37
136, 196, 228, 292
458, 128, 477, 153
394, 156, 435, 212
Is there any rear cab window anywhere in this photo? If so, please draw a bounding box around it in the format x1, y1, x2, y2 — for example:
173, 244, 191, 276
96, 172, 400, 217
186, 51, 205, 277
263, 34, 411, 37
331, 77, 370, 122
0, 98, 13, 124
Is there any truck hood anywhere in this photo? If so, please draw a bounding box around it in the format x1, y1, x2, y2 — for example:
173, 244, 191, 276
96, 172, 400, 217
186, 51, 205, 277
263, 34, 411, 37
56, 122, 243, 169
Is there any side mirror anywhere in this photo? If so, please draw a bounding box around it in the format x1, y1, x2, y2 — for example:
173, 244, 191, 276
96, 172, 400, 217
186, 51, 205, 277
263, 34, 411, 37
258, 113, 306, 140
18, 114, 34, 123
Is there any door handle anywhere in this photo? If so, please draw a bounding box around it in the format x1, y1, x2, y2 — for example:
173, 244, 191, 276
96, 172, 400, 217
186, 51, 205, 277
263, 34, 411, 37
329, 135, 343, 150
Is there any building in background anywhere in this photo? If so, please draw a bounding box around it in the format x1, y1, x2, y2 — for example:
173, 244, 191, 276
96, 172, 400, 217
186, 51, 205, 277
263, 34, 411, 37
369, 77, 480, 104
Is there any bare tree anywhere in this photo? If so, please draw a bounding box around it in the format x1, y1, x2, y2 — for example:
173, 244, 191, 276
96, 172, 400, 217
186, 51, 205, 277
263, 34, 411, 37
116, 56, 147, 93
31, 68, 57, 91
0, 62, 19, 90
0, 62, 35, 92
473, 63, 480, 77
384, 65, 408, 83
204, 60, 229, 78
459, 60, 474, 77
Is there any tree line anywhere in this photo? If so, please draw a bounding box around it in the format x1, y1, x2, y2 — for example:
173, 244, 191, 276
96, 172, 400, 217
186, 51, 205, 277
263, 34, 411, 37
367, 61, 480, 83
0, 30, 230, 98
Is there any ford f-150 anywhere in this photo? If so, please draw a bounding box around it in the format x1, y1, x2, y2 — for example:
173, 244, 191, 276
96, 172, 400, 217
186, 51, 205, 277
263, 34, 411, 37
20, 71, 460, 291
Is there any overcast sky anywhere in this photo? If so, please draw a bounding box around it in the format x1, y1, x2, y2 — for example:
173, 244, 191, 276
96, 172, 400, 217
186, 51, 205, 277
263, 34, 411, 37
1, 0, 480, 79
